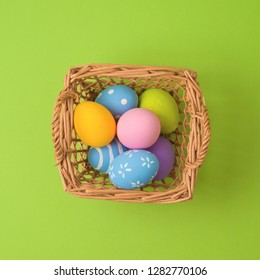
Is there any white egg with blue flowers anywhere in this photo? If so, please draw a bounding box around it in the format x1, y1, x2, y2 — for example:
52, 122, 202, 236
109, 150, 159, 190
95, 85, 138, 119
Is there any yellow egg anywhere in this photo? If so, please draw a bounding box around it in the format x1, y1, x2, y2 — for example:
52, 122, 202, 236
74, 101, 116, 147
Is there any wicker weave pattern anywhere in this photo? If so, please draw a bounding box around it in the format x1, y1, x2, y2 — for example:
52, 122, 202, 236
52, 64, 210, 204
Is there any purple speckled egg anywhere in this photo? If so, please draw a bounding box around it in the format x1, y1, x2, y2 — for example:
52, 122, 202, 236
147, 136, 175, 180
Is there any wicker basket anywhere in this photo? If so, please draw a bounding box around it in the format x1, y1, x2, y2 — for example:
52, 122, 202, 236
52, 64, 210, 204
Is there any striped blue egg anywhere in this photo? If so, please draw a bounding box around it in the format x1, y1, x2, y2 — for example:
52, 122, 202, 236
88, 139, 128, 173
109, 150, 159, 190
95, 85, 138, 119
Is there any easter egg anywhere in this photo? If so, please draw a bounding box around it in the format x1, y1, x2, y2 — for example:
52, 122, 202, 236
109, 150, 159, 190
95, 85, 138, 120
139, 88, 180, 134
87, 138, 128, 173
147, 136, 175, 180
74, 101, 116, 147
117, 108, 161, 149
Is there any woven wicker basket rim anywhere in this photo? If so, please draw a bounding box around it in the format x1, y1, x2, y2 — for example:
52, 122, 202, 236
51, 63, 210, 204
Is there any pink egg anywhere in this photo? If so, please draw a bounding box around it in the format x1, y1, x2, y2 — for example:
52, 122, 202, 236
117, 108, 161, 149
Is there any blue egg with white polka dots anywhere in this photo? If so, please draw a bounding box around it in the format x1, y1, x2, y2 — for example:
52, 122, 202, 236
95, 85, 138, 120
88, 138, 129, 173
109, 150, 159, 190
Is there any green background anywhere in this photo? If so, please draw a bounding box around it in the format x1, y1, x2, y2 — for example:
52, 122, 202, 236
0, 0, 259, 260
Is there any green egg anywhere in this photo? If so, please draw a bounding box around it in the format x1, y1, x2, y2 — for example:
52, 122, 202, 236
139, 88, 180, 134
